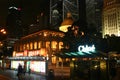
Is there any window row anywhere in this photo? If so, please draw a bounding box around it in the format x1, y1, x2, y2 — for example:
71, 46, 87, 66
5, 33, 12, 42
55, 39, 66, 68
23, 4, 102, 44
15, 41, 63, 51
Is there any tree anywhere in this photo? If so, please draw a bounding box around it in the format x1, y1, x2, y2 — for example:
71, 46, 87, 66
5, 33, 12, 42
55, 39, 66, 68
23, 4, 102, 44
61, 22, 92, 53
61, 20, 105, 55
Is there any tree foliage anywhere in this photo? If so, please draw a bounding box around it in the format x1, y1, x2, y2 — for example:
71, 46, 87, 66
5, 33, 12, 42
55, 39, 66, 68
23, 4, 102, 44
61, 22, 120, 54
61, 23, 96, 53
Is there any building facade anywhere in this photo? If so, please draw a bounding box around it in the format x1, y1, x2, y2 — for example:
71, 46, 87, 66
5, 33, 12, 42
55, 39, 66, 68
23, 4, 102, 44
6, 0, 23, 38
102, 0, 120, 37
9, 29, 64, 75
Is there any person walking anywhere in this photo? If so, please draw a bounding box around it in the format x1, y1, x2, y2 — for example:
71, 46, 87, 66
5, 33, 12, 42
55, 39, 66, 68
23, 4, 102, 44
17, 63, 23, 80
28, 68, 31, 75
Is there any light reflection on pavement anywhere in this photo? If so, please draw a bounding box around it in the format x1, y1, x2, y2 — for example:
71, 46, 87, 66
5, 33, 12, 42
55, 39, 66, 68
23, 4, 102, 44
0, 75, 11, 80
0, 69, 46, 80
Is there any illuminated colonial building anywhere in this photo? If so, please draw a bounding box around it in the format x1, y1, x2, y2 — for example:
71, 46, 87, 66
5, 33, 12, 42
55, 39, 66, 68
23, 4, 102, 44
9, 29, 64, 75
59, 12, 74, 32
102, 0, 120, 37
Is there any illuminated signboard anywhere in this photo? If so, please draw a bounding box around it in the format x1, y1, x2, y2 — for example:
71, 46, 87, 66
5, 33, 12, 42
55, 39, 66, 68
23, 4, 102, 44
39, 48, 47, 56
78, 45, 95, 53
28, 50, 39, 56
30, 61, 46, 73
24, 50, 28, 56
28, 49, 47, 57
16, 52, 24, 57
11, 61, 24, 69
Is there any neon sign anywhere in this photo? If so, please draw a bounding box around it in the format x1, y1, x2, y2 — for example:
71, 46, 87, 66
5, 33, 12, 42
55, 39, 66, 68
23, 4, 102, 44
78, 45, 95, 53
28, 50, 39, 56
16, 52, 23, 57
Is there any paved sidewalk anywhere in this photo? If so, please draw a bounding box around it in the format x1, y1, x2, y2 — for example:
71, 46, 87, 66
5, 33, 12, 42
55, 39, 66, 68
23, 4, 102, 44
0, 69, 46, 80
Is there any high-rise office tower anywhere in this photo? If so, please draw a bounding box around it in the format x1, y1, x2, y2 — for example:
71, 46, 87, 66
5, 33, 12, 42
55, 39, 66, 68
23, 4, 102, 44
50, 0, 79, 29
102, 0, 120, 37
86, 0, 103, 32
6, 0, 23, 38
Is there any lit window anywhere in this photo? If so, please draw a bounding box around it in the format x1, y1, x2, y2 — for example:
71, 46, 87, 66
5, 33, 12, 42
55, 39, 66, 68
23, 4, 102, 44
23, 44, 26, 50
44, 32, 48, 36
27, 43, 29, 50
46, 41, 50, 48
59, 42, 63, 50
52, 56, 56, 64
51, 41, 57, 50
38, 41, 41, 49
34, 42, 37, 49
30, 42, 33, 50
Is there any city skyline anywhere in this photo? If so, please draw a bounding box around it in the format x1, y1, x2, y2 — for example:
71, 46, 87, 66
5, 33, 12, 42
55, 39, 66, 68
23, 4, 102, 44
0, 1, 120, 80
0, 0, 49, 27
0, 0, 120, 38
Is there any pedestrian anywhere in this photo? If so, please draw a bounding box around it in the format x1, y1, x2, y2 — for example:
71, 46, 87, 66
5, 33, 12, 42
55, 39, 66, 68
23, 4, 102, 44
17, 63, 23, 80
28, 68, 31, 75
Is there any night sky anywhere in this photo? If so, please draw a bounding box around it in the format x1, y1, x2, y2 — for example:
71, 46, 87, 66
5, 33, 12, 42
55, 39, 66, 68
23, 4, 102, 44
0, 0, 49, 27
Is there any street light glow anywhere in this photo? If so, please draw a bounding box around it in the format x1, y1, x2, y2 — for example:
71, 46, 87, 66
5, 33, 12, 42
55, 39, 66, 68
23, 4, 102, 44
0, 29, 5, 32
0, 28, 7, 34
3, 31, 6, 34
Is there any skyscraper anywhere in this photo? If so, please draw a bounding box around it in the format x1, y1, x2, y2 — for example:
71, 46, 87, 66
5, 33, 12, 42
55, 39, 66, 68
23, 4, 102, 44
86, 0, 103, 32
102, 0, 120, 37
6, 0, 23, 38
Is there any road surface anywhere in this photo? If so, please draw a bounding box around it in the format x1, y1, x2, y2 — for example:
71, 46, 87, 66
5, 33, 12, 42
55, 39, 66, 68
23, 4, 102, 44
0, 75, 11, 80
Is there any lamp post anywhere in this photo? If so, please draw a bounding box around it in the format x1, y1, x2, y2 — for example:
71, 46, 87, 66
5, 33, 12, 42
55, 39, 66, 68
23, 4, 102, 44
0, 29, 6, 34
0, 28, 7, 41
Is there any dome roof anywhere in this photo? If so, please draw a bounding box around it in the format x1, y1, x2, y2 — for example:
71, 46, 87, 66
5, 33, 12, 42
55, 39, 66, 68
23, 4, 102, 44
61, 17, 74, 26
59, 12, 74, 32
61, 12, 74, 26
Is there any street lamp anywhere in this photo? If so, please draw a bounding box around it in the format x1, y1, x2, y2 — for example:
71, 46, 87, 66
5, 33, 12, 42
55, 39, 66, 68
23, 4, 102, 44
0, 29, 6, 34
0, 42, 3, 47
0, 28, 7, 41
